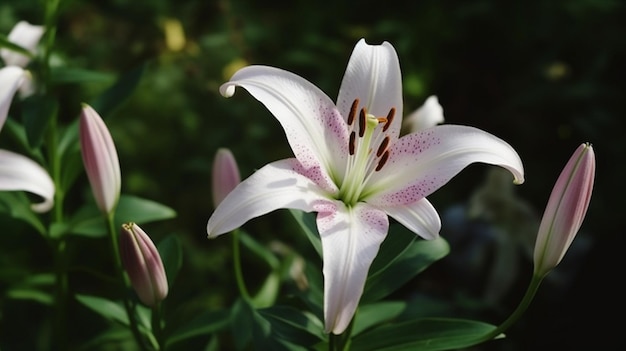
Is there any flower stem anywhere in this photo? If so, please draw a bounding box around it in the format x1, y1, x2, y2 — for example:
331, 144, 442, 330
232, 229, 252, 302
106, 214, 150, 351
151, 303, 164, 351
328, 319, 354, 351
478, 274, 544, 344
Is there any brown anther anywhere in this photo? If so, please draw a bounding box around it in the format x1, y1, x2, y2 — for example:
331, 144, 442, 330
375, 150, 390, 171
382, 108, 396, 132
358, 108, 367, 137
377, 117, 388, 124
349, 131, 356, 155
347, 99, 359, 126
376, 136, 390, 157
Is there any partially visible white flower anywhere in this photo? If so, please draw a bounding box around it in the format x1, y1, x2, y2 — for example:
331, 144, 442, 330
0, 149, 55, 212
404, 95, 444, 132
1, 21, 45, 68
0, 66, 26, 132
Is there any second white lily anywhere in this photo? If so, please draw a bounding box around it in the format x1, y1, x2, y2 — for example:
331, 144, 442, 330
207, 39, 525, 334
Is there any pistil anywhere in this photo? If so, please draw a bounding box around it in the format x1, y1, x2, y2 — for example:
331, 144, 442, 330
339, 99, 395, 205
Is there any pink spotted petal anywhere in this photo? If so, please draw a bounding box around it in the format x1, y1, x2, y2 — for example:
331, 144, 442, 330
207, 158, 332, 237
336, 39, 403, 140
219, 66, 347, 193
318, 202, 388, 334
365, 125, 524, 206
383, 198, 441, 240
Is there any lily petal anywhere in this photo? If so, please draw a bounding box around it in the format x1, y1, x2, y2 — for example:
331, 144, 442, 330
219, 66, 347, 193
384, 198, 441, 240
0, 21, 44, 68
0, 149, 54, 212
207, 158, 332, 237
366, 125, 524, 206
336, 39, 403, 139
0, 66, 26, 132
319, 201, 388, 334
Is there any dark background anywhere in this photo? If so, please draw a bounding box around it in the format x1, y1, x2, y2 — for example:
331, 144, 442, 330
1, 0, 624, 350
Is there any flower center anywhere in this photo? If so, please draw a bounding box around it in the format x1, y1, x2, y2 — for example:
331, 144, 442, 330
337, 99, 395, 206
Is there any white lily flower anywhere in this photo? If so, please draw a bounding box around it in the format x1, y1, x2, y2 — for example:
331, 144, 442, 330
0, 21, 45, 68
404, 95, 445, 132
0, 149, 54, 212
207, 39, 525, 334
0, 66, 26, 132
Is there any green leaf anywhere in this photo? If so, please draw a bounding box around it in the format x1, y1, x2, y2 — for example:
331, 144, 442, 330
165, 309, 230, 348
20, 94, 58, 149
0, 192, 46, 235
239, 230, 280, 270
230, 299, 312, 351
75, 294, 129, 326
362, 229, 449, 303
50, 66, 115, 85
289, 210, 321, 257
157, 234, 183, 286
114, 194, 177, 226
258, 306, 325, 347
352, 301, 407, 337
251, 271, 281, 308
351, 317, 497, 351
76, 327, 132, 351
5, 273, 55, 305
0, 34, 31, 56
90, 63, 147, 118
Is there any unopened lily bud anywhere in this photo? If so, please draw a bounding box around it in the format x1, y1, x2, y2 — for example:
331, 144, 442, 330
79, 104, 121, 215
0, 21, 44, 68
404, 95, 444, 133
120, 223, 168, 306
533, 143, 595, 278
211, 148, 241, 207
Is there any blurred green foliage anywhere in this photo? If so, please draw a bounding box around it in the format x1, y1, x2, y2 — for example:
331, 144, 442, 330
0, 0, 624, 350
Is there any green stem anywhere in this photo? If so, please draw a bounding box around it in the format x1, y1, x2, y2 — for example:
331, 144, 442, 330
232, 229, 252, 302
328, 318, 354, 351
151, 303, 164, 351
479, 274, 544, 343
50, 238, 68, 351
107, 214, 150, 351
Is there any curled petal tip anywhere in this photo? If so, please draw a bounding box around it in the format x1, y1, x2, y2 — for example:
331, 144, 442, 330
219, 83, 236, 98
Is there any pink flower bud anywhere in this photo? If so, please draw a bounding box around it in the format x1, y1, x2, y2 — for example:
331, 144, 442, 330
120, 223, 168, 306
79, 104, 121, 214
211, 148, 241, 207
533, 143, 595, 277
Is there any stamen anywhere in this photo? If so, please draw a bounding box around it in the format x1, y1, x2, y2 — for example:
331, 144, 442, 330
382, 108, 395, 132
377, 117, 388, 124
347, 99, 359, 126
349, 131, 356, 155
358, 108, 367, 137
375, 150, 390, 171
376, 136, 390, 157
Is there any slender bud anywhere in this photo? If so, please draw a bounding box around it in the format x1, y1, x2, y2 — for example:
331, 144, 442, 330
533, 143, 595, 278
79, 104, 121, 215
120, 223, 168, 306
211, 148, 241, 207
0, 21, 44, 68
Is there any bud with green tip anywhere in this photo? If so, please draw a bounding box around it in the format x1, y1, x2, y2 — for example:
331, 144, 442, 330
120, 222, 168, 306
533, 143, 595, 278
